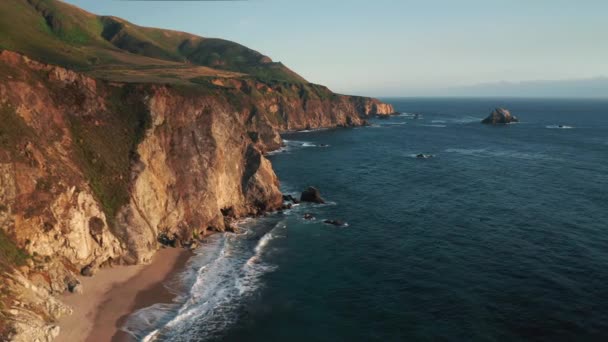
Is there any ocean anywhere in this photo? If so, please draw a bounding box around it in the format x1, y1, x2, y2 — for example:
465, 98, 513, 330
124, 98, 608, 341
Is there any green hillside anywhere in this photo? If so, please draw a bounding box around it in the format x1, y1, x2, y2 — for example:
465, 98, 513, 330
0, 0, 306, 83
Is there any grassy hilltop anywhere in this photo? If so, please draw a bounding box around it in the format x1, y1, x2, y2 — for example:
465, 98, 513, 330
0, 0, 306, 84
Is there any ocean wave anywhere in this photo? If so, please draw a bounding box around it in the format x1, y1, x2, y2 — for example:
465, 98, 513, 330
297, 127, 329, 133
420, 124, 447, 128
450, 116, 483, 124
444, 148, 555, 161
379, 122, 407, 126
125, 219, 286, 341
431, 120, 447, 124
266, 139, 325, 155
546, 125, 575, 129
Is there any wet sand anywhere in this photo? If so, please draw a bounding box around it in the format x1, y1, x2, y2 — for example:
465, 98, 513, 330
57, 248, 192, 342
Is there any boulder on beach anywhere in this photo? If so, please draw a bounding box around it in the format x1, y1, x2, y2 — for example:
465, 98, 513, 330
300, 186, 325, 204
481, 108, 519, 124
80, 264, 95, 277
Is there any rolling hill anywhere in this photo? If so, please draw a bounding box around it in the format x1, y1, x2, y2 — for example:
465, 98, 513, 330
0, 0, 306, 83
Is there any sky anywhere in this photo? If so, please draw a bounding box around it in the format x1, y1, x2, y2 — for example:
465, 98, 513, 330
62, 0, 608, 97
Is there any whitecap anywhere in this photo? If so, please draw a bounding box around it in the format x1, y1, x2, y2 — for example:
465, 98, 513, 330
546, 125, 574, 129
297, 127, 328, 133
450, 116, 483, 124
266, 139, 318, 155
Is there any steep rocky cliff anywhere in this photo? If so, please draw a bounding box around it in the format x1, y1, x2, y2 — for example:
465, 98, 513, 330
0, 50, 394, 340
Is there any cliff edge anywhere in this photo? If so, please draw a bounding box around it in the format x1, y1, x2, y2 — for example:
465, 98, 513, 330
0, 50, 392, 340
0, 0, 395, 340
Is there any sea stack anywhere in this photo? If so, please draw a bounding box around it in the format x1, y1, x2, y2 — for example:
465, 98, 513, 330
301, 186, 325, 204
481, 108, 519, 124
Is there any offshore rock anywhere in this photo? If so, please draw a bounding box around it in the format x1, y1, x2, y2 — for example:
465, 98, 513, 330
323, 219, 346, 227
481, 108, 519, 124
300, 187, 325, 204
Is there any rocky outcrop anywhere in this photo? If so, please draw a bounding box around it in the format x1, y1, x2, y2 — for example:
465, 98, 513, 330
323, 219, 347, 227
204, 79, 396, 152
481, 108, 519, 124
300, 187, 325, 204
0, 50, 394, 341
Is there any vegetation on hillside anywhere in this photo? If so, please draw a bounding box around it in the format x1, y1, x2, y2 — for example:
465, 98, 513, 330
67, 84, 151, 230
0, 0, 306, 83
0, 230, 28, 272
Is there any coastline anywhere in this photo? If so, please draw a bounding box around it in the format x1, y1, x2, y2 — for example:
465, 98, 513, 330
57, 247, 192, 342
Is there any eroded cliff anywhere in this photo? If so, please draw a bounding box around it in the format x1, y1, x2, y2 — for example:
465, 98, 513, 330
0, 50, 394, 340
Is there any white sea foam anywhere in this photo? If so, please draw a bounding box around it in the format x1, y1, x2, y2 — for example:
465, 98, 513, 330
421, 124, 447, 128
266, 139, 320, 155
297, 127, 328, 133
546, 125, 574, 129
450, 116, 483, 124
245, 229, 277, 267
125, 219, 286, 341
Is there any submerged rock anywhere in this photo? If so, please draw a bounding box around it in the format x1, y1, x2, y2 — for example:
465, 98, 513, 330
481, 108, 519, 124
416, 154, 433, 159
323, 219, 346, 227
300, 186, 325, 204
303, 213, 315, 220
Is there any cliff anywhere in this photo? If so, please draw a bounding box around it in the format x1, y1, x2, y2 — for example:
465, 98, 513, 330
0, 50, 393, 340
0, 1, 396, 339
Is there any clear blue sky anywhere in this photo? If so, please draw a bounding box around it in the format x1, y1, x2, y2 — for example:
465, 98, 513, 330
63, 0, 608, 97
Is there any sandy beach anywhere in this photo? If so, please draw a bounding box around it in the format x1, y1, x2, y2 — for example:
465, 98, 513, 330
57, 247, 192, 342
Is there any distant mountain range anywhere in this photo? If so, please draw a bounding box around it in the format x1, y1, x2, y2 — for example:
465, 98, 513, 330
440, 77, 608, 98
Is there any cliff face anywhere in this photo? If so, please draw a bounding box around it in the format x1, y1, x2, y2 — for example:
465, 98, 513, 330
0, 50, 394, 340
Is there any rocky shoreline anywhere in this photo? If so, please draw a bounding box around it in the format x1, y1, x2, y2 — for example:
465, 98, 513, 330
0, 50, 395, 341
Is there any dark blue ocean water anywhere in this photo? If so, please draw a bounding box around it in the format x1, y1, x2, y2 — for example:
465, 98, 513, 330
130, 98, 608, 341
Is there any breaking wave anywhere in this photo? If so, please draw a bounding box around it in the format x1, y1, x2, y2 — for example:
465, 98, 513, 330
267, 139, 328, 155
122, 218, 286, 342
546, 125, 574, 129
